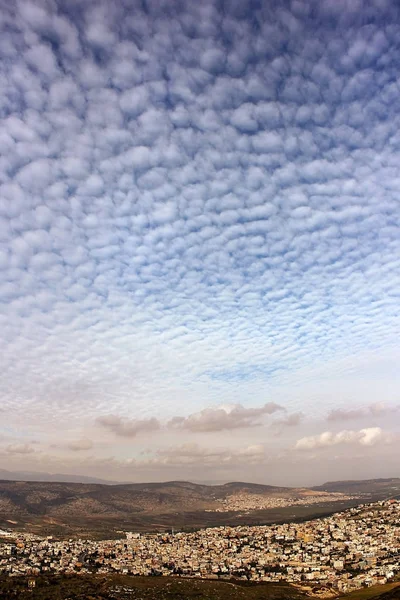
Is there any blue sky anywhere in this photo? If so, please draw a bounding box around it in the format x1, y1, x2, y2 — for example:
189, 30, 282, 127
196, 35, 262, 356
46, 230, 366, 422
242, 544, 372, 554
0, 0, 399, 485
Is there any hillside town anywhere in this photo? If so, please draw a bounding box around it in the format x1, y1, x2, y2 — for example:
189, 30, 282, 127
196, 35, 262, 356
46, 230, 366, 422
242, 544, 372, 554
0, 500, 399, 594
213, 491, 358, 512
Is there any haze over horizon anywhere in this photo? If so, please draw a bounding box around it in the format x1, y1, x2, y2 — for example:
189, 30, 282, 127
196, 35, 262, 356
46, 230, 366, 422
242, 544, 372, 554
0, 0, 399, 487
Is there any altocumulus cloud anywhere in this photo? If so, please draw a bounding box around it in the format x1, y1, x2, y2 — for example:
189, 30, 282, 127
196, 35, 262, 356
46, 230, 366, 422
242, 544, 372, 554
0, 0, 400, 482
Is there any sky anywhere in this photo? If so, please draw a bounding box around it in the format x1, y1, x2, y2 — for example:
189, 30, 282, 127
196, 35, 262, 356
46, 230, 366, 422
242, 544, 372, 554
0, 0, 399, 487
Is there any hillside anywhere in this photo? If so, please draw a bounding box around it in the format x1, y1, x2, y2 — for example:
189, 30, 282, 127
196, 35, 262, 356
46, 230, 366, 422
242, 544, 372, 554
0, 574, 399, 600
0, 573, 311, 600
0, 479, 364, 538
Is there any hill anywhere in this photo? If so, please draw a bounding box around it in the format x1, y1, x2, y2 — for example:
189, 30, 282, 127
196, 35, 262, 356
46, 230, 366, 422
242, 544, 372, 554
0, 479, 364, 538
0, 468, 116, 485
313, 478, 400, 498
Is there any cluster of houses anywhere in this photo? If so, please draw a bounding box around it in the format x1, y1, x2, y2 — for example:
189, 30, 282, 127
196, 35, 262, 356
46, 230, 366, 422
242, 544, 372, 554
0, 499, 399, 593
213, 491, 357, 512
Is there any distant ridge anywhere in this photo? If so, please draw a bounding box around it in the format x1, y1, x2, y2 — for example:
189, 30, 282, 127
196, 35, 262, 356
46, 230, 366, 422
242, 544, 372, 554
0, 468, 117, 485
313, 477, 400, 495
1, 469, 399, 489
317, 478, 400, 486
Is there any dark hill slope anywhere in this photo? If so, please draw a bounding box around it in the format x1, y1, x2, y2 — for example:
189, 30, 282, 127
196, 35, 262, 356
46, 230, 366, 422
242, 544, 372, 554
0, 573, 312, 600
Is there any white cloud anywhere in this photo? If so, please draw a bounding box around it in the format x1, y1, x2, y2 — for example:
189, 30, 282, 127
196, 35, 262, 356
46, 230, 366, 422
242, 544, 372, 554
295, 427, 390, 450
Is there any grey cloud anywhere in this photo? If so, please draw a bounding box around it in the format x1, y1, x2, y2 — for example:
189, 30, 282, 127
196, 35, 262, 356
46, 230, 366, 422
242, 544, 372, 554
327, 403, 399, 422
168, 403, 284, 432
97, 415, 160, 438
327, 408, 369, 421
271, 411, 304, 434
152, 442, 266, 467
280, 412, 304, 427
67, 438, 93, 452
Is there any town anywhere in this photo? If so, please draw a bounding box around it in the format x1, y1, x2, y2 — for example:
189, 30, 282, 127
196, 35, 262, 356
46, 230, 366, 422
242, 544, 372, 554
212, 491, 358, 512
0, 499, 399, 595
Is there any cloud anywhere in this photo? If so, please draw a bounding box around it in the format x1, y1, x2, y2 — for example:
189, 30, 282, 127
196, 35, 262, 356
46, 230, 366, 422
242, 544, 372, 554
327, 408, 370, 422
96, 402, 284, 438
295, 427, 390, 450
271, 411, 304, 434
67, 438, 93, 452
5, 443, 35, 455
277, 411, 304, 427
97, 415, 160, 438
369, 402, 398, 416
0, 0, 400, 483
149, 442, 266, 467
168, 403, 284, 432
327, 403, 399, 422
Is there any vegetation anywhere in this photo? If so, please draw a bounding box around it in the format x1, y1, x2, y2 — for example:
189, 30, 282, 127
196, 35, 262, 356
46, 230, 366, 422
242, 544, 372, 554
0, 574, 313, 600
0, 574, 399, 600
341, 582, 400, 600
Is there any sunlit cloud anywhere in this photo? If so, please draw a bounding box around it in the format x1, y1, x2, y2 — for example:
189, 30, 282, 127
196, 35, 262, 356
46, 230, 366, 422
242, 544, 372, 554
295, 427, 392, 451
